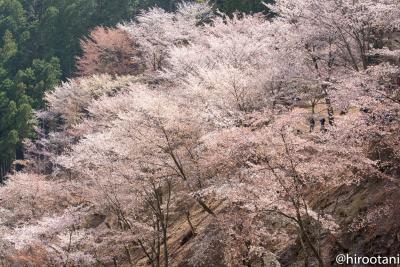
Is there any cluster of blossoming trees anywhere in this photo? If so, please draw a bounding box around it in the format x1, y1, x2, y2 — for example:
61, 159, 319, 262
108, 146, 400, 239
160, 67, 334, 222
1, 1, 399, 266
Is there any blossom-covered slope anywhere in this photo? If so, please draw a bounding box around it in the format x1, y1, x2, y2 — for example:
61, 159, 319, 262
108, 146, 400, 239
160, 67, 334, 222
1, 1, 400, 266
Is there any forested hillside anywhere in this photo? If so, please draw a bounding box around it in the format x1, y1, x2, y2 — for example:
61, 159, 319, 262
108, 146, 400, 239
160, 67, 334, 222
0, 0, 266, 180
0, 0, 143, 178
1, 0, 400, 266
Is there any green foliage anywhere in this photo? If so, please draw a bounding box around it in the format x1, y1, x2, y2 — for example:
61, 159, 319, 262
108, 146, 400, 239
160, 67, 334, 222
0, 0, 26, 35
0, 91, 30, 166
0, 30, 17, 64
16, 57, 61, 109
212, 0, 273, 14
0, 0, 60, 176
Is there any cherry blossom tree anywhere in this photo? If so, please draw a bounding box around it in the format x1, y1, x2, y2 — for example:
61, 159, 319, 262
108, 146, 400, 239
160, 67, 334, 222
165, 12, 275, 112
120, 2, 212, 71
76, 27, 143, 76
265, 0, 400, 125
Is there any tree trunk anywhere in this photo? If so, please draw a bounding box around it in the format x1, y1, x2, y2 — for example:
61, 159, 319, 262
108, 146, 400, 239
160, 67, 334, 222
296, 212, 325, 267
186, 211, 196, 235
325, 96, 334, 126
162, 226, 168, 267
322, 86, 334, 126
194, 195, 215, 216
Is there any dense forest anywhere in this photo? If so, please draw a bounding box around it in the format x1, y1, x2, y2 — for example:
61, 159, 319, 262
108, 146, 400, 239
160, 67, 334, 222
1, 0, 400, 266
0, 0, 268, 179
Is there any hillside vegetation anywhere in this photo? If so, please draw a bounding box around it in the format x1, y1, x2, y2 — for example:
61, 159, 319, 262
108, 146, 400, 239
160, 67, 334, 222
0, 0, 265, 182
1, 1, 400, 266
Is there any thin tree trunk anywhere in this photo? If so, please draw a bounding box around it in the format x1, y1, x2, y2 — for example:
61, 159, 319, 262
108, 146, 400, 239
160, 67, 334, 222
296, 211, 325, 267
322, 86, 334, 126
125, 245, 133, 265
186, 211, 196, 235
325, 96, 334, 126
162, 226, 168, 267
194, 195, 215, 216
156, 213, 161, 267
298, 232, 310, 267
160, 127, 215, 216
